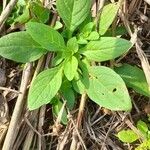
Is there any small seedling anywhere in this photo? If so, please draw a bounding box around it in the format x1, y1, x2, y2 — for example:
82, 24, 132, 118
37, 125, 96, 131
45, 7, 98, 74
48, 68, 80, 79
0, 0, 149, 123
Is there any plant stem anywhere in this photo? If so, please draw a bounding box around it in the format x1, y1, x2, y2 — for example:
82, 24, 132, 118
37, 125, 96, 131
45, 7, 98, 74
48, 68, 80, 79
76, 93, 87, 128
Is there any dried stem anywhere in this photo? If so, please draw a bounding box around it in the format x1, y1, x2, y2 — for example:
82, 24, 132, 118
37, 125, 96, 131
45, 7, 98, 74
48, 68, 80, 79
70, 93, 87, 150
2, 63, 32, 150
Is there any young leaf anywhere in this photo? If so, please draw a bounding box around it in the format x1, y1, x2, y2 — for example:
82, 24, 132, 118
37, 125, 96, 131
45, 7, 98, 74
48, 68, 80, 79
28, 66, 63, 110
30, 1, 50, 23
54, 21, 63, 30
14, 7, 30, 24
114, 64, 150, 97
0, 32, 46, 63
81, 22, 94, 35
26, 22, 66, 51
80, 37, 132, 62
117, 130, 139, 143
86, 31, 99, 41
137, 120, 148, 138
99, 3, 119, 35
64, 56, 78, 81
56, 0, 91, 32
52, 97, 68, 125
87, 66, 132, 111
67, 37, 78, 53
72, 60, 89, 94
52, 53, 64, 66
135, 140, 150, 150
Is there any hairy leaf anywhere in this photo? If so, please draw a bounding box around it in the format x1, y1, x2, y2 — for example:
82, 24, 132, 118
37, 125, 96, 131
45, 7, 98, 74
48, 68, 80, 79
0, 32, 46, 63
87, 66, 132, 111
56, 0, 91, 32
28, 67, 63, 110
26, 22, 66, 51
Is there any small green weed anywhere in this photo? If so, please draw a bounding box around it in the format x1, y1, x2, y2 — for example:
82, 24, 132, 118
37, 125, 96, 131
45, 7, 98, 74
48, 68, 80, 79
0, 0, 149, 123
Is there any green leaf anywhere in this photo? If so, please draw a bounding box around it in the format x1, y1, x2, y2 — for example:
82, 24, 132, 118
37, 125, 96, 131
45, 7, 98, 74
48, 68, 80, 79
56, 0, 91, 32
52, 97, 68, 125
14, 7, 30, 24
26, 22, 66, 51
61, 80, 75, 110
135, 140, 150, 150
114, 64, 150, 97
72, 60, 89, 94
52, 53, 64, 66
30, 1, 50, 23
80, 37, 132, 62
137, 120, 148, 138
81, 22, 94, 35
99, 3, 119, 35
86, 31, 99, 40
28, 67, 63, 110
117, 130, 139, 143
87, 66, 132, 111
64, 56, 78, 81
17, 0, 26, 6
67, 37, 78, 53
0, 32, 46, 63
54, 21, 63, 30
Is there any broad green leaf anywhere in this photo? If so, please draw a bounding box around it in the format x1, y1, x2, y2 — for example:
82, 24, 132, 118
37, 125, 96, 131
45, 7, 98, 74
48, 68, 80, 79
56, 0, 91, 32
99, 3, 119, 35
61, 80, 75, 110
52, 97, 68, 125
114, 64, 150, 97
26, 22, 66, 51
64, 56, 78, 81
135, 140, 150, 150
0, 32, 46, 63
80, 37, 132, 62
117, 130, 139, 143
30, 1, 50, 23
28, 67, 63, 110
87, 66, 132, 111
67, 37, 78, 53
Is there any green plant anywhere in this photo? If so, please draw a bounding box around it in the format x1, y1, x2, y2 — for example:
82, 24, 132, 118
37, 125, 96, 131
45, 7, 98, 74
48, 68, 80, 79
0, 1, 149, 120
117, 120, 150, 149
